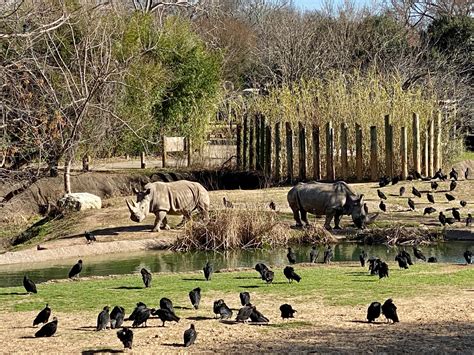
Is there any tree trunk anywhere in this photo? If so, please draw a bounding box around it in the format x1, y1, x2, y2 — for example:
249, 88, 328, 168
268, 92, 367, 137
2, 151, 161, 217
64, 159, 72, 194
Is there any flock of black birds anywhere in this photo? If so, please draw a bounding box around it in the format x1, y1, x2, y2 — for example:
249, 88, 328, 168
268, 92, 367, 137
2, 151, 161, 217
376, 167, 471, 227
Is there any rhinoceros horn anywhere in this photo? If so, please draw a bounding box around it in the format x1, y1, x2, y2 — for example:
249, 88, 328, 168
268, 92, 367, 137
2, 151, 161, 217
126, 199, 137, 213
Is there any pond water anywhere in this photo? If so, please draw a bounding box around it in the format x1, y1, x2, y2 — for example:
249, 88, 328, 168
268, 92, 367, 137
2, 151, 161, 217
0, 241, 471, 287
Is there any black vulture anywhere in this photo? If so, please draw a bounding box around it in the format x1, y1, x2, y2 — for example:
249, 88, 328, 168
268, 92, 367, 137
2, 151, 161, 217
323, 245, 333, 264
128, 302, 147, 321
449, 168, 458, 181
132, 307, 153, 327
439, 212, 447, 226
213, 299, 224, 317
261, 269, 274, 284
412, 186, 421, 198
160, 297, 174, 313
269, 201, 276, 210
450, 180, 457, 191
368, 258, 380, 275
359, 250, 367, 267
445, 217, 456, 225
379, 201, 386, 212
382, 299, 399, 323
414, 171, 422, 180
287, 247, 296, 264
223, 197, 233, 208
391, 176, 400, 185
445, 193, 455, 202
97, 306, 110, 331
408, 198, 415, 211
379, 176, 390, 187
283, 266, 301, 283
84, 231, 96, 243
33, 304, 51, 326
460, 200, 467, 207
110, 306, 125, 329
467, 214, 472, 227
367, 301, 381, 322
464, 250, 472, 264
140, 268, 152, 288
433, 169, 444, 180
465, 168, 470, 180
189, 287, 201, 310
255, 263, 269, 277
236, 305, 254, 322
154, 308, 180, 327
68, 260, 83, 278
395, 255, 409, 269
280, 304, 296, 319
427, 257, 437, 263
427, 193, 435, 204
250, 306, 269, 323
431, 181, 438, 190
423, 207, 436, 215
203, 261, 213, 281
400, 250, 413, 265
310, 246, 319, 263
239, 292, 250, 306
413, 247, 426, 261
216, 301, 233, 319
451, 208, 461, 222
377, 189, 387, 200
399, 186, 406, 196
378, 261, 389, 279
117, 327, 133, 349
184, 324, 197, 347
35, 317, 58, 337
23, 275, 37, 294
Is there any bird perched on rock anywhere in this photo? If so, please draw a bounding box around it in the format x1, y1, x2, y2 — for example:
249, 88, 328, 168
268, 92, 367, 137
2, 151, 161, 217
427, 257, 437, 263
460, 200, 467, 207
379, 176, 390, 187
377, 189, 387, 200
359, 250, 367, 267
189, 288, 201, 310
33, 304, 51, 326
310, 246, 319, 263
84, 231, 96, 243
280, 304, 297, 319
412, 186, 421, 198
250, 306, 269, 323
378, 262, 389, 279
236, 304, 254, 322
463, 250, 472, 264
269, 201, 276, 210
140, 268, 152, 288
379, 200, 386, 212
160, 298, 174, 313
240, 292, 250, 306
287, 247, 296, 264
132, 306, 153, 328
323, 245, 333, 264
261, 269, 274, 284
203, 261, 213, 281
449, 168, 458, 181
423, 207, 436, 215
413, 246, 426, 261
382, 299, 399, 323
68, 260, 83, 278
408, 198, 415, 211
117, 327, 133, 349
450, 180, 457, 192
399, 186, 406, 197
23, 275, 37, 294
450, 208, 461, 222
283, 266, 301, 283
395, 255, 409, 269
400, 250, 413, 265
213, 299, 232, 319
367, 302, 381, 323
465, 168, 470, 180
154, 308, 180, 327
110, 306, 125, 329
466, 214, 472, 226
97, 306, 110, 331
427, 193, 435, 204
35, 317, 58, 337
445, 193, 456, 202
223, 197, 233, 208
184, 324, 197, 347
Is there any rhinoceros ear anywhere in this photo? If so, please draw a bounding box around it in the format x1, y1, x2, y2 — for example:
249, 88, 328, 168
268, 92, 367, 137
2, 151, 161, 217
132, 187, 140, 195
144, 188, 151, 195
358, 194, 365, 202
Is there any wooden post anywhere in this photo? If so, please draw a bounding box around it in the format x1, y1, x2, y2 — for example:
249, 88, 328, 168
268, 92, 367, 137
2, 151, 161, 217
141, 151, 147, 169
186, 137, 192, 167
312, 124, 321, 181
340, 123, 348, 179
325, 122, 335, 181
298, 122, 306, 180
428, 118, 434, 177
265, 125, 271, 178
285, 122, 294, 182
434, 111, 442, 171
356, 124, 363, 181
370, 126, 378, 181
400, 127, 408, 180
249, 118, 255, 170
423, 129, 429, 177
82, 155, 90, 172
236, 123, 242, 168
255, 114, 261, 171
274, 122, 282, 181
384, 114, 393, 178
412, 113, 421, 175
260, 115, 266, 171
243, 113, 248, 169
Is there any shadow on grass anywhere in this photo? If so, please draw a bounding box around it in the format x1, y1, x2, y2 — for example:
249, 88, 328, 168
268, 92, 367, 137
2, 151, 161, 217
162, 343, 184, 348
186, 316, 214, 321
112, 286, 143, 290
0, 292, 28, 295
82, 349, 123, 354
181, 278, 206, 282
175, 306, 193, 310
63, 225, 155, 239
233, 276, 260, 280
238, 285, 260, 289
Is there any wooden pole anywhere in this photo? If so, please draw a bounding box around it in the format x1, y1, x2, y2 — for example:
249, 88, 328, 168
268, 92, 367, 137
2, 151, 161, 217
434, 111, 442, 171
255, 113, 261, 171
423, 129, 429, 177
243, 113, 248, 169
236, 123, 242, 168
384, 114, 393, 177
265, 125, 272, 178
356, 124, 363, 181
141, 151, 147, 169
249, 118, 255, 170
428, 118, 434, 177
286, 122, 294, 182
274, 122, 282, 181
298, 122, 306, 180
340, 123, 348, 179
400, 127, 408, 180
260, 115, 266, 171
186, 137, 192, 167
370, 126, 378, 181
325, 122, 335, 181
312, 124, 321, 181
412, 113, 421, 175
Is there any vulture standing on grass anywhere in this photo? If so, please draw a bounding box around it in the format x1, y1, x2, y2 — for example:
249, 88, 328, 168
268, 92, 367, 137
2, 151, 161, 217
395, 255, 409, 269
35, 317, 58, 337
117, 327, 133, 349
184, 324, 197, 347
160, 298, 174, 313
255, 263, 269, 277
400, 250, 413, 265
377, 190, 387, 200
379, 200, 386, 212
460, 200, 467, 207
132, 307, 154, 327
423, 207, 436, 215
110, 306, 125, 329
68, 260, 83, 278
431, 181, 439, 190
33, 304, 51, 326
97, 306, 110, 331
427, 193, 435, 204
236, 305, 254, 322
451, 208, 461, 222
378, 261, 389, 279
412, 186, 421, 198
467, 214, 472, 226
382, 299, 399, 323
287, 247, 296, 264
84, 231, 97, 243
439, 212, 447, 226
449, 168, 458, 181
240, 292, 250, 306
399, 186, 406, 197
283, 266, 301, 283
427, 257, 437, 263
140, 268, 152, 288
213, 299, 224, 317
408, 198, 415, 211
203, 261, 213, 281
323, 245, 333, 264
128, 302, 147, 321
450, 180, 457, 191
413, 246, 426, 261
367, 302, 381, 323
359, 250, 367, 267
154, 308, 180, 327
250, 306, 269, 323
280, 304, 297, 319
214, 300, 233, 319
310, 246, 319, 263
269, 201, 276, 210
464, 250, 472, 264
23, 275, 37, 294
379, 176, 390, 187
445, 193, 456, 202
262, 269, 274, 284
189, 287, 201, 310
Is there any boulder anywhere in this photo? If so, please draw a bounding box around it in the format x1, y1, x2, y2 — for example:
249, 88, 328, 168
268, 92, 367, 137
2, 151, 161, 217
58, 193, 102, 212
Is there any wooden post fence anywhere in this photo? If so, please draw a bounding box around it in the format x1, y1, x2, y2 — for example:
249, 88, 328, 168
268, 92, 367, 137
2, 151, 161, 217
286, 122, 294, 182
312, 124, 321, 181
384, 114, 393, 178
401, 127, 408, 180
355, 124, 363, 181
412, 113, 421, 175
259, 115, 266, 171
370, 126, 378, 181
243, 113, 248, 169
186, 137, 192, 167
428, 118, 434, 177
325, 122, 335, 181
274, 122, 282, 181
340, 123, 348, 179
434, 112, 442, 171
265, 125, 272, 178
255, 114, 261, 171
236, 123, 242, 168
423, 129, 429, 177
298, 122, 306, 180
249, 119, 255, 170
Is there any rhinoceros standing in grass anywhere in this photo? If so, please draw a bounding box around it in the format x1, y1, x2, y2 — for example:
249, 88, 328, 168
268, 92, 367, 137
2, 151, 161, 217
287, 181, 367, 230
126, 180, 210, 232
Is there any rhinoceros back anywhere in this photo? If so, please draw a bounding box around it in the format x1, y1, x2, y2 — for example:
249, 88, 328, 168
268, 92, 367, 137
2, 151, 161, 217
146, 180, 210, 215
287, 181, 356, 215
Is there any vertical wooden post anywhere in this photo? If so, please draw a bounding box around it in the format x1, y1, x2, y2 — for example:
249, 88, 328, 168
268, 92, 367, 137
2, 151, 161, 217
312, 124, 321, 181
325, 122, 335, 181
260, 115, 266, 171
400, 127, 408, 180
423, 129, 429, 177
356, 124, 363, 181
249, 118, 255, 170
286, 122, 294, 182
82, 155, 90, 172
412, 113, 421, 175
384, 114, 393, 178
370, 126, 378, 181
428, 118, 434, 177
236, 123, 242, 168
434, 111, 442, 171
255, 114, 261, 171
265, 125, 272, 178
274, 122, 282, 181
298, 122, 307, 180
340, 123, 348, 179
243, 113, 248, 169
186, 137, 192, 167
141, 151, 147, 169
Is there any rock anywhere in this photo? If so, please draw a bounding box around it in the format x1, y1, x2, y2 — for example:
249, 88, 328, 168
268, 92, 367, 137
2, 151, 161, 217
58, 193, 102, 212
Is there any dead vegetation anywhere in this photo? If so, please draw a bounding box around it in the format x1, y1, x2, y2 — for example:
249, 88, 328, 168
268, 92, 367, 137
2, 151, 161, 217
351, 226, 444, 246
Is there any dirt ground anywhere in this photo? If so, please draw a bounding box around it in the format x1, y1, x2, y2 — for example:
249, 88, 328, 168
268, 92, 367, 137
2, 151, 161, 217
1, 290, 472, 353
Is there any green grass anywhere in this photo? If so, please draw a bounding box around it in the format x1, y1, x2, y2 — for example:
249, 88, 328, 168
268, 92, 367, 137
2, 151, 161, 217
1, 264, 472, 314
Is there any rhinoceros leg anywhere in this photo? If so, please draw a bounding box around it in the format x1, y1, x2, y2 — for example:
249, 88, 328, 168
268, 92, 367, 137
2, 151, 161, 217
152, 211, 168, 232
291, 208, 304, 228
300, 210, 311, 227
333, 212, 343, 230
324, 213, 334, 230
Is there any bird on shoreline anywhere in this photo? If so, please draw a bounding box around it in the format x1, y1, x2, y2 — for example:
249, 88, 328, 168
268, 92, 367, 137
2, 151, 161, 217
412, 186, 421, 198
413, 246, 426, 261
84, 231, 96, 243
117, 327, 133, 349
423, 207, 436, 215
23, 275, 37, 294
283, 266, 301, 283
399, 186, 406, 196
395, 255, 409, 269
427, 193, 435, 204
379, 200, 386, 212
280, 304, 296, 319
310, 246, 319, 263
382, 299, 399, 323
203, 261, 213, 281
97, 306, 110, 331
359, 250, 367, 267
140, 268, 152, 288
466, 214, 472, 226
287, 247, 296, 264
408, 198, 415, 211
445, 193, 455, 202
324, 245, 333, 264
450, 180, 457, 192
110, 306, 125, 329
463, 250, 472, 264
189, 287, 201, 310
377, 190, 387, 200
449, 168, 458, 181
68, 260, 83, 279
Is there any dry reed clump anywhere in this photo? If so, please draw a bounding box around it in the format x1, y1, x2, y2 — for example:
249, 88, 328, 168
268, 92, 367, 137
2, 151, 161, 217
291, 225, 338, 245
351, 226, 443, 246
171, 208, 289, 251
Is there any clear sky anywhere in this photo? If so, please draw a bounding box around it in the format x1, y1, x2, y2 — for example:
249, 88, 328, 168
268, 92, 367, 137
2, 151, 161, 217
293, 0, 373, 11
